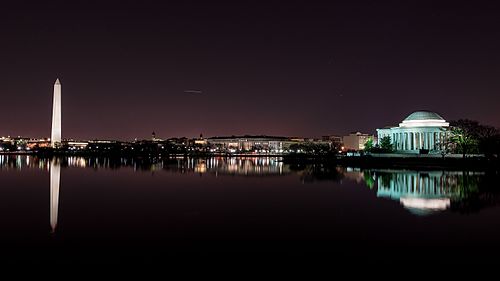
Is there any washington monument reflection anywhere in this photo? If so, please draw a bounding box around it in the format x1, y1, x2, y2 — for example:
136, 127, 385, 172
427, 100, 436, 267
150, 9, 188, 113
50, 160, 60, 233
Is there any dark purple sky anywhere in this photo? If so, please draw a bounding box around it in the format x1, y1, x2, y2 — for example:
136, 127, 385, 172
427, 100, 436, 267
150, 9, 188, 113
1, 0, 500, 140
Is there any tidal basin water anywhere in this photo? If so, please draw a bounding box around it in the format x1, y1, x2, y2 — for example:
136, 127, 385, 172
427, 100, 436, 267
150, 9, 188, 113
1, 155, 500, 264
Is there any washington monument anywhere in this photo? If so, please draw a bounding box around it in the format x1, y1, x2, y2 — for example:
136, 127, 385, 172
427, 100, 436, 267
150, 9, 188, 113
51, 78, 61, 147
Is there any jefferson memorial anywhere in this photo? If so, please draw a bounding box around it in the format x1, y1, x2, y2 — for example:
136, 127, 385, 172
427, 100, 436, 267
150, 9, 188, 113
376, 110, 450, 153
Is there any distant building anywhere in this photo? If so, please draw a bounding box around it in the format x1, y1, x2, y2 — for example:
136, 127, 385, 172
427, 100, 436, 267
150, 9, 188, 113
87, 140, 122, 151
26, 139, 51, 149
342, 132, 373, 151
194, 134, 208, 146
376, 110, 450, 153
168, 137, 188, 147
207, 135, 294, 154
0, 137, 48, 151
322, 135, 343, 151
67, 141, 89, 150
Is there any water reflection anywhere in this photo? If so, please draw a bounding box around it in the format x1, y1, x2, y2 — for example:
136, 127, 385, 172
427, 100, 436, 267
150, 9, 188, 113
0, 155, 50, 171
0, 155, 289, 176
166, 157, 287, 176
361, 169, 497, 215
1, 155, 498, 219
50, 159, 60, 233
374, 170, 460, 215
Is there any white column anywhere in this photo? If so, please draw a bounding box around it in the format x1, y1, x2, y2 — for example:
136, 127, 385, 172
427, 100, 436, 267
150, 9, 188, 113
409, 132, 411, 150
403, 133, 408, 150
51, 78, 62, 147
430, 132, 434, 150
417, 132, 420, 150
412, 132, 415, 150
430, 133, 433, 150
407, 132, 410, 150
424, 133, 427, 149
424, 132, 428, 149
402, 133, 405, 150
417, 132, 421, 150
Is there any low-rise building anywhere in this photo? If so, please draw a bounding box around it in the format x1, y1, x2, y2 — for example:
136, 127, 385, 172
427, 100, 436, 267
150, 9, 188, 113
67, 141, 89, 150
208, 135, 294, 154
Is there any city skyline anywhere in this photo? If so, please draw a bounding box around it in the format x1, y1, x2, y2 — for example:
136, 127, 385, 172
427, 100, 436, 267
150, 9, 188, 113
0, 87, 452, 143
0, 78, 491, 142
1, 1, 500, 140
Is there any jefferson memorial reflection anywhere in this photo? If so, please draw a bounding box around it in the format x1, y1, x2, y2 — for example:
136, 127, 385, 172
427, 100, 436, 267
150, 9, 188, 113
370, 170, 482, 215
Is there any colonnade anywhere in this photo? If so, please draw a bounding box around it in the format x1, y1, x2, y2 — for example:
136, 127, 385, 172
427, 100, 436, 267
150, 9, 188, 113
381, 131, 448, 151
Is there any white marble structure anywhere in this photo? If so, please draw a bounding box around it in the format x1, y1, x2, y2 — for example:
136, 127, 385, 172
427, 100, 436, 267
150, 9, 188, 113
51, 78, 62, 147
376, 110, 450, 153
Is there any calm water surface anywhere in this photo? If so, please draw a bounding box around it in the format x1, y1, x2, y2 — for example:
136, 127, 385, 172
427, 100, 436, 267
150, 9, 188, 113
1, 155, 500, 264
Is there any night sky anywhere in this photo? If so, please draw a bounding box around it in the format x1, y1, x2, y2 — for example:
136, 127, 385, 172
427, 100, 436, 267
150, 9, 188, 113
1, 0, 500, 140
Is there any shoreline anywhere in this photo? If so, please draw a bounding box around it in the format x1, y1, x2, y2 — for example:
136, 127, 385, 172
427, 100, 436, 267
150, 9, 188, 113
1, 151, 499, 170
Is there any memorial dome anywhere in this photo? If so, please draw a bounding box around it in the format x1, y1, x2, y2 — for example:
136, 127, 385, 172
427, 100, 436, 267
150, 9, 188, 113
403, 110, 445, 121
399, 110, 449, 128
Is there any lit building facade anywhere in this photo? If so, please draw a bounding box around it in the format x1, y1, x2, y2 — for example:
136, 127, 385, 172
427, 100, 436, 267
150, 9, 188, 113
342, 132, 373, 151
207, 136, 294, 154
376, 110, 450, 153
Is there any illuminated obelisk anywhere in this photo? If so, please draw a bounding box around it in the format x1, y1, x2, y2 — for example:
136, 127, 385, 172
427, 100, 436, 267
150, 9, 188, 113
50, 159, 61, 233
51, 78, 62, 147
